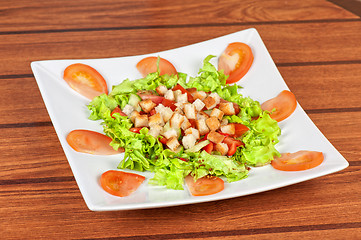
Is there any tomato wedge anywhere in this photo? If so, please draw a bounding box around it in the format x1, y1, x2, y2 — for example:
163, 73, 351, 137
63, 63, 108, 100
66, 130, 123, 155
136, 56, 177, 77
218, 42, 254, 84
233, 123, 249, 137
185, 175, 224, 196
271, 151, 324, 171
100, 170, 145, 197
261, 90, 297, 122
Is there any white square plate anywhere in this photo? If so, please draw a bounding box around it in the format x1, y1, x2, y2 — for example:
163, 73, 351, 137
31, 28, 348, 211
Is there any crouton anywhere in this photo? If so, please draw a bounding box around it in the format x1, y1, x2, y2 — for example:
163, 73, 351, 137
182, 134, 197, 149
134, 115, 149, 128
162, 128, 178, 139
196, 118, 210, 135
181, 116, 192, 130
164, 89, 175, 101
193, 91, 207, 101
122, 104, 135, 116
156, 85, 168, 96
205, 117, 220, 131
155, 104, 174, 122
166, 137, 180, 151
219, 102, 236, 115
176, 93, 188, 103
174, 102, 185, 110
149, 113, 164, 126
170, 112, 184, 129
139, 99, 156, 113
210, 108, 224, 120
220, 124, 235, 135
173, 89, 182, 100
184, 127, 200, 140
184, 103, 196, 119
129, 110, 140, 123
193, 98, 205, 112
203, 96, 217, 109
148, 125, 163, 138
216, 143, 229, 156
197, 111, 209, 120
220, 118, 228, 126
209, 92, 221, 105
207, 131, 225, 144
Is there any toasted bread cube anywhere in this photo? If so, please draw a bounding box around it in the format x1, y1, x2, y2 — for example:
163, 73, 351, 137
173, 89, 182, 99
216, 143, 229, 156
149, 113, 164, 126
197, 111, 209, 120
166, 137, 180, 151
220, 118, 229, 126
196, 118, 210, 135
209, 92, 221, 105
155, 104, 174, 122
182, 134, 197, 150
174, 102, 185, 110
207, 131, 225, 144
203, 96, 217, 109
134, 115, 149, 128
184, 103, 196, 119
148, 124, 163, 138
184, 127, 200, 140
170, 112, 184, 129
139, 99, 156, 113
164, 89, 175, 101
181, 116, 192, 130
129, 110, 140, 123
122, 104, 135, 116
210, 108, 224, 120
176, 93, 188, 103
219, 102, 235, 115
206, 117, 220, 131
156, 85, 168, 96
193, 98, 205, 112
220, 124, 235, 135
162, 128, 178, 139
193, 91, 207, 101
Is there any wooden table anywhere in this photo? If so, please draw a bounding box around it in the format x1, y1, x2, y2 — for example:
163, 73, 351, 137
1, 0, 360, 239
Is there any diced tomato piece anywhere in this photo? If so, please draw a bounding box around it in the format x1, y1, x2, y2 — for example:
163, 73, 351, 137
161, 98, 177, 111
188, 119, 197, 129
179, 158, 189, 162
111, 106, 127, 118
172, 84, 194, 102
149, 109, 156, 116
129, 127, 143, 133
223, 136, 244, 156
159, 136, 168, 145
203, 142, 214, 154
138, 94, 164, 104
234, 123, 249, 137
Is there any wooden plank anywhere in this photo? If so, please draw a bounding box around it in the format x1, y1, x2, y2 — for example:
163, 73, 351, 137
0, 0, 357, 33
0, 21, 360, 76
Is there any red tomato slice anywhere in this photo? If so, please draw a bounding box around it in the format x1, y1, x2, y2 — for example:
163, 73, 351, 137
66, 130, 123, 155
100, 170, 145, 197
63, 63, 108, 100
185, 175, 224, 196
138, 94, 164, 104
271, 151, 324, 171
261, 90, 297, 122
136, 57, 177, 77
234, 123, 249, 137
111, 106, 127, 118
218, 42, 254, 84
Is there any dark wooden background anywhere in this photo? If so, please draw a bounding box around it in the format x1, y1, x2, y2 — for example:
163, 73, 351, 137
1, 0, 360, 239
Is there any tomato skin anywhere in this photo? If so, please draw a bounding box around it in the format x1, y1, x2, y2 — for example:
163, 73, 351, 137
233, 123, 249, 137
271, 151, 324, 171
63, 63, 108, 100
66, 130, 123, 155
185, 175, 224, 196
100, 170, 145, 197
218, 42, 254, 84
111, 106, 127, 117
161, 98, 177, 111
261, 90, 297, 122
203, 142, 214, 154
136, 57, 177, 77
138, 94, 164, 104
222, 136, 244, 156
129, 127, 143, 133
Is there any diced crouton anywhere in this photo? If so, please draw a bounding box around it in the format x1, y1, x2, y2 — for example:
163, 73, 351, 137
197, 111, 209, 120
182, 134, 197, 149
122, 104, 134, 116
206, 117, 220, 131
170, 112, 184, 129
209, 92, 221, 105
184, 127, 200, 140
203, 96, 217, 109
173, 89, 182, 100
134, 115, 149, 128
166, 137, 180, 151
148, 125, 163, 138
139, 99, 156, 113
162, 128, 178, 139
193, 99, 205, 112
129, 110, 140, 123
164, 89, 175, 101
210, 108, 224, 120
219, 102, 236, 115
207, 131, 225, 144
196, 118, 210, 135
149, 113, 164, 126
156, 85, 168, 96
176, 93, 188, 103
181, 116, 192, 130
174, 102, 185, 110
220, 118, 228, 126
184, 103, 196, 119
216, 143, 229, 156
193, 91, 207, 101
220, 124, 235, 135
155, 104, 174, 122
